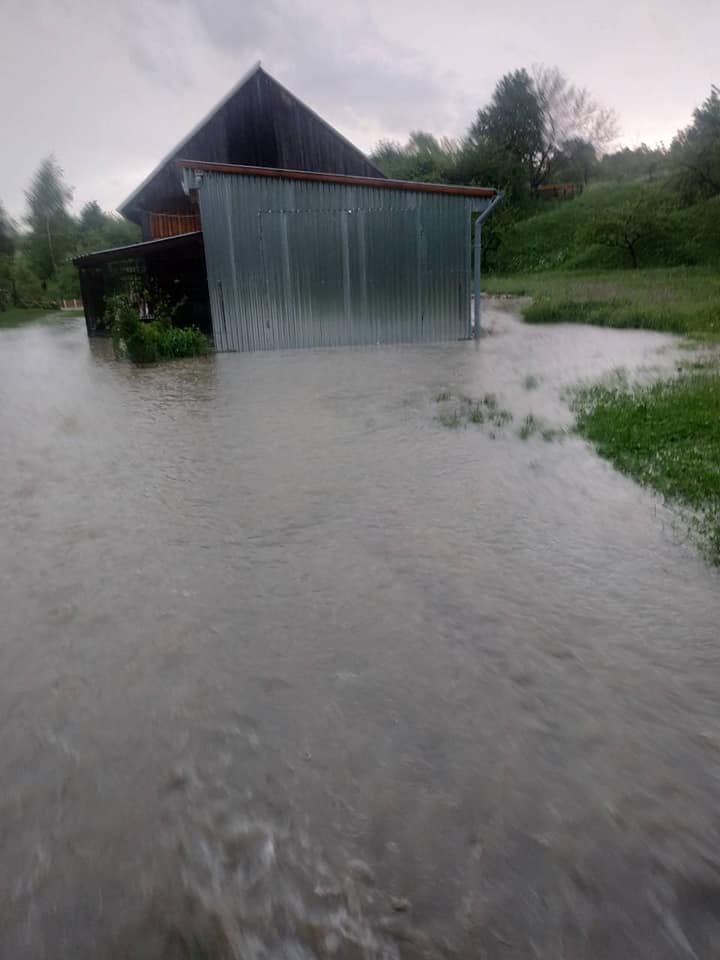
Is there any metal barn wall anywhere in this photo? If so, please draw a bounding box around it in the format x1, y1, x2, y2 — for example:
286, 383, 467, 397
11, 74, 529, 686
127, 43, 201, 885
197, 171, 487, 351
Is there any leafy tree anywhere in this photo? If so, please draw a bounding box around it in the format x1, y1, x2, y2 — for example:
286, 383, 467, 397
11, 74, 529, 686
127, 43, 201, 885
580, 199, 664, 268
50, 262, 82, 300
533, 66, 618, 179
670, 85, 720, 201
372, 132, 459, 182
0, 201, 15, 309
468, 67, 616, 191
79, 200, 107, 234
24, 155, 76, 282
469, 69, 545, 188
598, 144, 668, 182
74, 201, 140, 255
11, 254, 45, 306
551, 138, 598, 186
0, 200, 14, 259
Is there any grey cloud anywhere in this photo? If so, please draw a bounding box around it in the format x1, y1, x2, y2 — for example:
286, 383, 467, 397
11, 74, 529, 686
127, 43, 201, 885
177, 0, 462, 133
1, 0, 717, 219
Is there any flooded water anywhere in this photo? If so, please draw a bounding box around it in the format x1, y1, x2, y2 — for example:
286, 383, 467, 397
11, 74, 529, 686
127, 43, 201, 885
2, 305, 720, 959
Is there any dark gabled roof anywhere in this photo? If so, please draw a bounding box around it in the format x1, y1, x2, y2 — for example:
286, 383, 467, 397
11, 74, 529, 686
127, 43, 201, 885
178, 160, 499, 198
73, 231, 203, 267
118, 63, 385, 221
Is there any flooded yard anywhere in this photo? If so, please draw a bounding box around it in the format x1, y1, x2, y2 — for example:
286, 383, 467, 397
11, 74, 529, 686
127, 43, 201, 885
2, 304, 720, 959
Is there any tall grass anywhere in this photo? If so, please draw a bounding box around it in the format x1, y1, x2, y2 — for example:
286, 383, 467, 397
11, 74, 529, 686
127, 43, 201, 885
485, 267, 720, 338
574, 375, 720, 562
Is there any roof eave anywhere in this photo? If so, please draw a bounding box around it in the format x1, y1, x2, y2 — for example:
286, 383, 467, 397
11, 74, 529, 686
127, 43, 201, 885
178, 159, 498, 199
73, 231, 203, 267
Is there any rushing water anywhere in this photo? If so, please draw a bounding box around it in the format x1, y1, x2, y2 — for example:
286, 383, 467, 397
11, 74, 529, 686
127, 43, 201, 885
2, 305, 720, 959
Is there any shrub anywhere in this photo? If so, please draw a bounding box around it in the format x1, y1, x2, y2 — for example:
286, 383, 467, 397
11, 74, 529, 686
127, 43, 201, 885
106, 293, 211, 364
577, 197, 668, 269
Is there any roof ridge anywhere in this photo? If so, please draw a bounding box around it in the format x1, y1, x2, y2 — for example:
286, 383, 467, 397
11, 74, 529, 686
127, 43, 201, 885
118, 63, 384, 217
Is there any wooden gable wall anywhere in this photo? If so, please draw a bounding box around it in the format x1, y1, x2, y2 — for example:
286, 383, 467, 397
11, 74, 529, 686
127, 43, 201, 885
121, 67, 384, 236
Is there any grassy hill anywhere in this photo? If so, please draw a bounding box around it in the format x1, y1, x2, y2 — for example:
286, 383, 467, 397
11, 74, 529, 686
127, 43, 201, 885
492, 181, 720, 274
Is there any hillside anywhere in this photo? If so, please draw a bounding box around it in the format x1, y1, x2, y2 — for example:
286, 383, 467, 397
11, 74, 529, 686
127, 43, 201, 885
492, 181, 720, 274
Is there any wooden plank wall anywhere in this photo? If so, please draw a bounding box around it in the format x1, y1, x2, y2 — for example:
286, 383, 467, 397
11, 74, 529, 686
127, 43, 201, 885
149, 212, 201, 239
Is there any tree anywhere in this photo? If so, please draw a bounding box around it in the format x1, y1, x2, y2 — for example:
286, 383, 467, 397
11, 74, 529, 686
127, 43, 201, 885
0, 201, 15, 310
0, 200, 14, 258
533, 66, 618, 176
580, 199, 663, 269
78, 200, 107, 234
468, 67, 616, 191
74, 201, 140, 255
598, 144, 668, 182
11, 254, 45, 306
469, 69, 546, 188
371, 131, 459, 182
670, 86, 720, 201
551, 137, 598, 186
24, 154, 75, 282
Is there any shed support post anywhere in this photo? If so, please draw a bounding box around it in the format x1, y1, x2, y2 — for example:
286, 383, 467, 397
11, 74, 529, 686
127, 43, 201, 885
472, 193, 504, 338
473, 217, 482, 337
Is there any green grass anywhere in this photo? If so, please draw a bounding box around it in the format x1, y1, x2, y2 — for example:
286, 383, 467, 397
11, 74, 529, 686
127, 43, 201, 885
0, 307, 57, 328
485, 266, 720, 338
574, 374, 720, 562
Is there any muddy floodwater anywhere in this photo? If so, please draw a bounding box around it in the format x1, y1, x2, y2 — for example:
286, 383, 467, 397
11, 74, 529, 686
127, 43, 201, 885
2, 304, 720, 959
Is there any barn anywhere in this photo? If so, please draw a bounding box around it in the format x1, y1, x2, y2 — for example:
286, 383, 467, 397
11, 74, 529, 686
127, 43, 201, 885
74, 63, 501, 350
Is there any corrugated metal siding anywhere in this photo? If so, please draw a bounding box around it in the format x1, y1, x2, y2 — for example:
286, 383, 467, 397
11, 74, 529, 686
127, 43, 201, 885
197, 171, 488, 351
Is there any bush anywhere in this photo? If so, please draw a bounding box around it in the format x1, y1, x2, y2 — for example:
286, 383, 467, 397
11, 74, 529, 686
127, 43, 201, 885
107, 293, 211, 364
156, 324, 212, 359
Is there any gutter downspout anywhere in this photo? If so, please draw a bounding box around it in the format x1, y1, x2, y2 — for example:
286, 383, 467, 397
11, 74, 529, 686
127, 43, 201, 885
473, 192, 504, 337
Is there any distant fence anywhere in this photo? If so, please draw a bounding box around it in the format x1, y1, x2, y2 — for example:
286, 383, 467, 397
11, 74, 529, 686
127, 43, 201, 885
533, 183, 583, 200
60, 298, 83, 310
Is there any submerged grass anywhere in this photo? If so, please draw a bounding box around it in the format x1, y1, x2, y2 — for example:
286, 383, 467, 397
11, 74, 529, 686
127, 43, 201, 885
0, 307, 59, 328
574, 373, 720, 563
485, 266, 720, 339
436, 390, 513, 432
517, 413, 564, 442
438, 409, 462, 428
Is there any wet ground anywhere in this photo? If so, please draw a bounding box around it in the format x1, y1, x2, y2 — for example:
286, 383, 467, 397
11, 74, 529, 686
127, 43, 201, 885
2, 304, 720, 959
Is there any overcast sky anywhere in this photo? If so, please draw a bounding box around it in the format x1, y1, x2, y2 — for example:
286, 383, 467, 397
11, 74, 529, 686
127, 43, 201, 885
1, 0, 718, 220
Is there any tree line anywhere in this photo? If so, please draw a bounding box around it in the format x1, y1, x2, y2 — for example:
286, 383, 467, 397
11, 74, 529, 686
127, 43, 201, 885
371, 66, 719, 203
370, 68, 720, 269
0, 156, 139, 311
